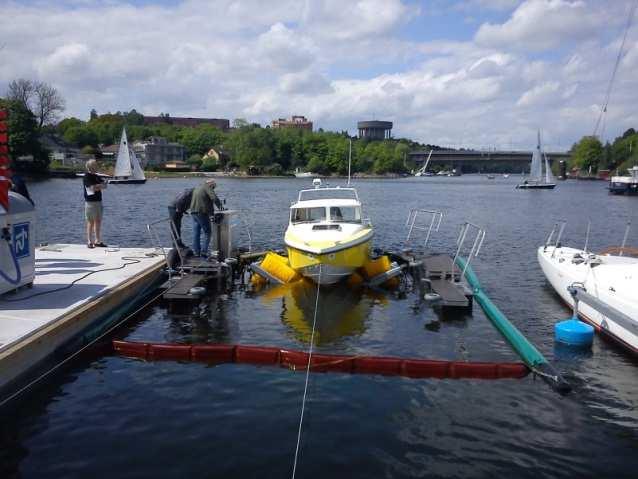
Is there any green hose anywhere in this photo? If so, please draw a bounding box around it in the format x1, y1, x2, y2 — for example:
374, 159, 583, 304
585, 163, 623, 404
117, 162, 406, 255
455, 257, 546, 369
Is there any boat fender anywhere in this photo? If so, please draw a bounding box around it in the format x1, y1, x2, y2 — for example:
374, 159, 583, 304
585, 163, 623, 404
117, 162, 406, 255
555, 317, 594, 347
189, 286, 206, 297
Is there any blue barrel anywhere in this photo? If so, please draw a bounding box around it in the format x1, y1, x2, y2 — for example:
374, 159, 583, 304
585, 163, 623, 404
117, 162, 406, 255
555, 317, 594, 347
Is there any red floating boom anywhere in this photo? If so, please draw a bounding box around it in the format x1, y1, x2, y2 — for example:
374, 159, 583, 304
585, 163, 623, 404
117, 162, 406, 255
112, 340, 529, 380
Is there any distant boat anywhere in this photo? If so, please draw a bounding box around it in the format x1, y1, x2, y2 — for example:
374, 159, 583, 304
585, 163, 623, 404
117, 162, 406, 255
516, 131, 556, 189
110, 128, 146, 184
486, 174, 495, 179
609, 165, 638, 195
415, 150, 433, 177
503, 174, 510, 178
295, 168, 315, 178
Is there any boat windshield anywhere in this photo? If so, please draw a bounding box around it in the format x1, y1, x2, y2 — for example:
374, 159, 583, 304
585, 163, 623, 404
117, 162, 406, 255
330, 206, 361, 223
291, 207, 326, 223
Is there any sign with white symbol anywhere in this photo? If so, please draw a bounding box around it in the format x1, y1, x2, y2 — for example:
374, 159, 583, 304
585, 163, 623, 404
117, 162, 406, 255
13, 222, 29, 258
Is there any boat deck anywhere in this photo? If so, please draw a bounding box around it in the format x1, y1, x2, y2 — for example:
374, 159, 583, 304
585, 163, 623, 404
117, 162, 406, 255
0, 244, 166, 396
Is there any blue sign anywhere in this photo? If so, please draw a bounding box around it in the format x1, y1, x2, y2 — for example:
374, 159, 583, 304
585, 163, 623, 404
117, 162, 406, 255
13, 222, 30, 259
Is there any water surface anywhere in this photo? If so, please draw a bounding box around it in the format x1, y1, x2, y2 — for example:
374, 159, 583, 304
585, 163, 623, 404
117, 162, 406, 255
2, 175, 637, 478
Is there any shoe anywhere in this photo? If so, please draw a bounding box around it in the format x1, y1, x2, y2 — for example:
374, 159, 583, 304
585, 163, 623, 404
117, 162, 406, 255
87, 243, 94, 249
94, 242, 107, 247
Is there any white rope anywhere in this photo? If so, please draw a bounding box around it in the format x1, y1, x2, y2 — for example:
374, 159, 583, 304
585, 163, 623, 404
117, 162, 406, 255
291, 264, 321, 479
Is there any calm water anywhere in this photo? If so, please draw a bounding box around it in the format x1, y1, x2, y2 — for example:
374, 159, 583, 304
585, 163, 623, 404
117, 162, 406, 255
1, 176, 637, 478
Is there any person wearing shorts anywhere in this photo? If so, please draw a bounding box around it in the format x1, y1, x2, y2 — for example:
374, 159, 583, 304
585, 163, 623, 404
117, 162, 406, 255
83, 159, 107, 248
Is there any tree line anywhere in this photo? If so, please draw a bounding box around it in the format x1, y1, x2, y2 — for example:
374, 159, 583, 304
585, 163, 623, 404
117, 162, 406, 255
57, 110, 419, 175
570, 129, 638, 174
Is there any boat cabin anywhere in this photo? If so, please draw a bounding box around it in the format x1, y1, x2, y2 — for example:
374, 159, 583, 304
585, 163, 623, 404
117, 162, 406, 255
290, 199, 362, 225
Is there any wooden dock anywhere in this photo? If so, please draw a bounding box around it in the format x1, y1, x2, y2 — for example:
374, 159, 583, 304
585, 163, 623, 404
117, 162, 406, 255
422, 254, 471, 309
0, 244, 166, 403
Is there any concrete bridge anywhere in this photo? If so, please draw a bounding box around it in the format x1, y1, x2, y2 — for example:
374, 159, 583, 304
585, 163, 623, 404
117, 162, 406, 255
409, 149, 571, 174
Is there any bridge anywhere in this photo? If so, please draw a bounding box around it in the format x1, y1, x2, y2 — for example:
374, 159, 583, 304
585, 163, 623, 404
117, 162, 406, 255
409, 149, 571, 174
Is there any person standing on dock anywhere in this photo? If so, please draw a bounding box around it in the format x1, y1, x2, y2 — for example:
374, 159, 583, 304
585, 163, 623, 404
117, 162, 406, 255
189, 179, 222, 257
83, 160, 107, 248
168, 187, 194, 247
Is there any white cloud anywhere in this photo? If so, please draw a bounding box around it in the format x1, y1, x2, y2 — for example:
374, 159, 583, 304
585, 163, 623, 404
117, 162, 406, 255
475, 0, 601, 51
0, 0, 637, 150
516, 81, 560, 107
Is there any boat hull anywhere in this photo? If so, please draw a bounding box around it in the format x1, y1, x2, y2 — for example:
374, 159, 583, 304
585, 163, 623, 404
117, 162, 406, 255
109, 179, 147, 184
516, 183, 556, 189
286, 240, 371, 285
537, 246, 638, 354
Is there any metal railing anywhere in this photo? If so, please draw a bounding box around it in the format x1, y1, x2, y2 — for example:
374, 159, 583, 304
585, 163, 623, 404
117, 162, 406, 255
544, 220, 567, 257
405, 209, 443, 251
452, 222, 486, 280
146, 217, 182, 282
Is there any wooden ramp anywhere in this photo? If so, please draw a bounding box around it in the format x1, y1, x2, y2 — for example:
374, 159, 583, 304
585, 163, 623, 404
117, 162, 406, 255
429, 279, 469, 308
423, 254, 461, 279
163, 275, 207, 300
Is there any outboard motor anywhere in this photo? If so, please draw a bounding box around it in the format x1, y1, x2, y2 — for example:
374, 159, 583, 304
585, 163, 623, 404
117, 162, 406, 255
0, 191, 36, 295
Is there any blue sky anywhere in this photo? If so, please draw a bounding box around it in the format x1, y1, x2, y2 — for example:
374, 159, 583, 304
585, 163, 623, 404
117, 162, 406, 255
1, 0, 637, 150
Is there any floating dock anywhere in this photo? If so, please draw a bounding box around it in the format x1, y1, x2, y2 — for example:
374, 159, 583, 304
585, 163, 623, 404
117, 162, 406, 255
0, 244, 166, 403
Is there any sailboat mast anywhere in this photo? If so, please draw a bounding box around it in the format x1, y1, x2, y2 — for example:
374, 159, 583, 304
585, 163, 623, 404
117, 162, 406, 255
347, 138, 352, 186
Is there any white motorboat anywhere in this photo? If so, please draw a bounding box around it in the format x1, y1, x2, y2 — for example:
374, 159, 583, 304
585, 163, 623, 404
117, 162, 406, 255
284, 179, 373, 285
609, 165, 638, 195
516, 131, 556, 189
110, 128, 146, 184
294, 168, 315, 178
538, 222, 638, 354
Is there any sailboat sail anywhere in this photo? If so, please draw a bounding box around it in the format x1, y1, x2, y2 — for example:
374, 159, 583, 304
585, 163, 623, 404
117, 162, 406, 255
114, 128, 133, 178
130, 146, 146, 181
529, 131, 543, 181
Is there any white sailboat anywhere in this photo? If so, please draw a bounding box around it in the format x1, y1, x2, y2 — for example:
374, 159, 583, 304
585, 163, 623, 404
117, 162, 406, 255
538, 222, 638, 354
414, 150, 433, 177
516, 131, 556, 189
110, 128, 146, 184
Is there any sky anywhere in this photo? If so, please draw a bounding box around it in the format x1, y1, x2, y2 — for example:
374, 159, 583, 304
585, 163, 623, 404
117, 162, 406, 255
1, 0, 637, 150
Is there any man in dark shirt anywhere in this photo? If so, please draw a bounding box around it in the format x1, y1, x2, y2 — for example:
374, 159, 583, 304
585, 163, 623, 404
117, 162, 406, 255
83, 159, 107, 248
189, 179, 222, 257
168, 187, 193, 247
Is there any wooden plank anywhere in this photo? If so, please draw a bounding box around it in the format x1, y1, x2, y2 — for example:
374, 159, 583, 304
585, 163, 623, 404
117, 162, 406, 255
429, 279, 468, 307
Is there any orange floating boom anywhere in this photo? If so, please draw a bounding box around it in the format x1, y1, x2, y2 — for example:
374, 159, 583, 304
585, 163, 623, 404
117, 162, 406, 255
112, 340, 529, 380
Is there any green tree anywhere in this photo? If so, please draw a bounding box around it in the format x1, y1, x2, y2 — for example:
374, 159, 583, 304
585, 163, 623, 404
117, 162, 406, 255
187, 153, 203, 169
179, 125, 223, 156
63, 126, 98, 147
570, 136, 603, 172
57, 117, 84, 136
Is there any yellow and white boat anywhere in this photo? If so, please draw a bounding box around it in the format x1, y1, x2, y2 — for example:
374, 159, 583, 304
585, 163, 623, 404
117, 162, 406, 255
284, 180, 373, 284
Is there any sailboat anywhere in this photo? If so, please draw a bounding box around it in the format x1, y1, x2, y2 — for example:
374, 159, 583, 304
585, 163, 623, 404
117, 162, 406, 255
414, 150, 433, 177
110, 128, 146, 184
516, 131, 556, 189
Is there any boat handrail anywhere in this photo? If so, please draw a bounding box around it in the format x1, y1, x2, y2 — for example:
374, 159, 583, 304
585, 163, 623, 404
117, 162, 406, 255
452, 222, 486, 280
544, 220, 567, 255
297, 187, 359, 202
405, 209, 443, 250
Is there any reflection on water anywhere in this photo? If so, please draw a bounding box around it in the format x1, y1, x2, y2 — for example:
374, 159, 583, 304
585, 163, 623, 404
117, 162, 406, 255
259, 279, 373, 345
